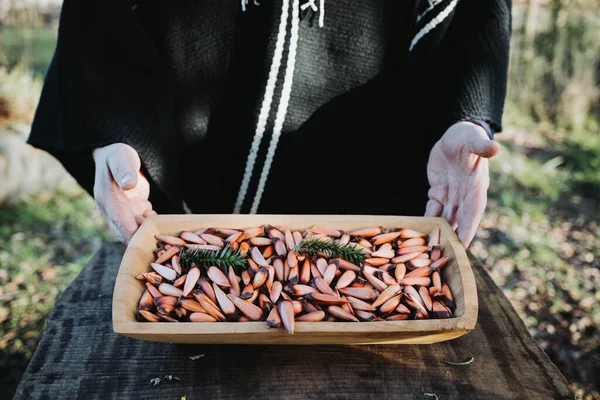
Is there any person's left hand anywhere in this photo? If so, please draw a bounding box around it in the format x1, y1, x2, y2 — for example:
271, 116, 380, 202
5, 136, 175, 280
425, 121, 500, 248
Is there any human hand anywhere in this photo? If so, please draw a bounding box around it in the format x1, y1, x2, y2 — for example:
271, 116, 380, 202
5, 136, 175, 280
92, 143, 156, 244
425, 121, 500, 248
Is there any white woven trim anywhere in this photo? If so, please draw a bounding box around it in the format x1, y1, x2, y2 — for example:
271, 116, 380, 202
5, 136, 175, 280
250, 0, 300, 214
409, 0, 458, 52
233, 0, 290, 213
416, 0, 444, 23
319, 0, 325, 27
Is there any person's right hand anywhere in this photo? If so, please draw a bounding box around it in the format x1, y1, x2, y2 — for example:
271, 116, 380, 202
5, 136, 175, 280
93, 143, 155, 244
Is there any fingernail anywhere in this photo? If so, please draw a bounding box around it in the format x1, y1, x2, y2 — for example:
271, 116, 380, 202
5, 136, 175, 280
120, 174, 132, 187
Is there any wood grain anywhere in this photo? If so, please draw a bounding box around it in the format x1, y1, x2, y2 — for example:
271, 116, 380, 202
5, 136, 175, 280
14, 243, 574, 399
113, 215, 477, 344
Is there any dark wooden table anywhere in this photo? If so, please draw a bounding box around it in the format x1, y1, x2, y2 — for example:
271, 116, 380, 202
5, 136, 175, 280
15, 243, 573, 399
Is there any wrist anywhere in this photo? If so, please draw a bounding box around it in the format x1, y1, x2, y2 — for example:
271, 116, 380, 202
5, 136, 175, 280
461, 119, 494, 140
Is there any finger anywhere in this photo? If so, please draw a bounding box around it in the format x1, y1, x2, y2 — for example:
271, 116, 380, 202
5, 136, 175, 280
441, 203, 458, 231
469, 132, 500, 158
134, 214, 146, 226
424, 199, 443, 217
106, 145, 141, 190
456, 166, 489, 248
144, 209, 157, 217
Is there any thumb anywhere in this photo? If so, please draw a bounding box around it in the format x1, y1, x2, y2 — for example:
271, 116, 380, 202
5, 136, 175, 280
469, 131, 500, 158
106, 144, 141, 190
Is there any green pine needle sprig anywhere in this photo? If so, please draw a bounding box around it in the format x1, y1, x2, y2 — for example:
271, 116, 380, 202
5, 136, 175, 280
294, 237, 366, 265
179, 245, 247, 272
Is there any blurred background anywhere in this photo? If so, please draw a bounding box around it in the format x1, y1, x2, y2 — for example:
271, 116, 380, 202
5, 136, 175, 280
0, 0, 598, 398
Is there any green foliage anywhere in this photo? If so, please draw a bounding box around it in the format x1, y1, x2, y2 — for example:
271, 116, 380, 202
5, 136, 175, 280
179, 246, 247, 272
294, 238, 366, 265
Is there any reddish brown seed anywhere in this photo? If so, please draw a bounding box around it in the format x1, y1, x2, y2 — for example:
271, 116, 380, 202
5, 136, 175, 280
292, 231, 303, 247
179, 299, 207, 313
442, 283, 455, 310
400, 237, 427, 248
346, 296, 376, 311
140, 272, 163, 285
207, 266, 231, 288
397, 246, 429, 256
195, 278, 215, 305
266, 226, 285, 241
266, 307, 282, 328
296, 310, 326, 322
158, 283, 183, 297
155, 234, 187, 246
140, 310, 161, 322
391, 252, 422, 264
287, 251, 298, 269
155, 296, 178, 307
245, 289, 259, 304
363, 272, 388, 292
339, 287, 378, 301
299, 259, 311, 284
284, 229, 295, 250
213, 283, 236, 315
241, 283, 255, 300
239, 242, 250, 255
279, 300, 295, 334
151, 263, 177, 281
357, 239, 373, 249
274, 239, 287, 256
432, 301, 452, 318
146, 282, 163, 299
430, 245, 441, 262
355, 310, 377, 321
335, 270, 356, 289
349, 226, 381, 237
241, 270, 251, 286
259, 294, 274, 313
293, 284, 319, 296
335, 258, 361, 272
341, 299, 354, 316
386, 314, 410, 321
244, 226, 264, 239
182, 267, 200, 297
138, 290, 153, 311
432, 271, 442, 290
364, 258, 389, 267
267, 280, 282, 303
371, 243, 395, 258
399, 228, 427, 239
372, 231, 401, 245
378, 271, 397, 286
429, 256, 448, 271
337, 234, 350, 246
227, 267, 241, 297
215, 227, 241, 237
280, 292, 292, 301
175, 306, 187, 319
406, 258, 432, 269
170, 255, 182, 275
404, 266, 432, 279
315, 258, 327, 276
395, 303, 411, 314
401, 277, 431, 286
305, 302, 320, 313
189, 312, 218, 322
310, 263, 323, 280
237, 316, 250, 322
251, 237, 272, 246
328, 306, 359, 322
228, 294, 263, 321
272, 257, 285, 281
326, 316, 336, 322
419, 286, 433, 312
314, 277, 337, 296
379, 295, 402, 316
156, 303, 175, 316
248, 247, 267, 268
180, 231, 206, 244
415, 253, 430, 260
323, 263, 338, 285
252, 267, 268, 289
372, 284, 402, 308
200, 233, 225, 247
155, 246, 180, 265
225, 231, 244, 243
305, 293, 349, 305
291, 300, 304, 314
172, 273, 187, 289
193, 292, 226, 321
395, 263, 407, 282
262, 245, 275, 260
159, 314, 179, 322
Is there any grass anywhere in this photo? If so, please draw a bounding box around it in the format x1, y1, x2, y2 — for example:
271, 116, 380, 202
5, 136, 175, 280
0, 190, 113, 396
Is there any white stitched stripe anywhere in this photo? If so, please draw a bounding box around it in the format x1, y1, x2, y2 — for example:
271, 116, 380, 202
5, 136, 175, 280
319, 0, 325, 27
233, 0, 290, 213
410, 0, 458, 52
250, 0, 300, 214
416, 0, 444, 23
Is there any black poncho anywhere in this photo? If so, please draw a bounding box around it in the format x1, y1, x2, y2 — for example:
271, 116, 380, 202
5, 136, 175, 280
29, 0, 511, 215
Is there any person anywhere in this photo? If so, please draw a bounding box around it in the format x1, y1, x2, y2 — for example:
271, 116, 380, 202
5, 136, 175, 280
28, 0, 510, 246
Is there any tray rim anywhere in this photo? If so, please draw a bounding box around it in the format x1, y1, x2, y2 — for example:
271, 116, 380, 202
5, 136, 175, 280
112, 214, 478, 344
